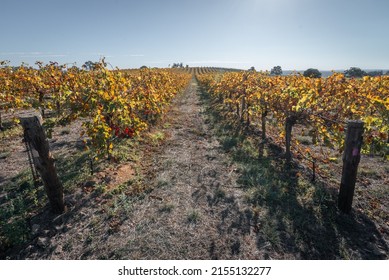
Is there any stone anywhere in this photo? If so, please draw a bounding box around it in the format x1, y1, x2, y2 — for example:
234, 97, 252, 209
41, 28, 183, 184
37, 237, 50, 248
55, 225, 64, 232
53, 245, 63, 255
31, 224, 40, 235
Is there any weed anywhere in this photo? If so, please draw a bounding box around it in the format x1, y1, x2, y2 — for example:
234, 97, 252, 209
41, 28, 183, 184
104, 192, 133, 219
163, 122, 171, 129
111, 138, 140, 162
261, 220, 281, 249
0, 197, 30, 249
0, 170, 46, 252
117, 192, 133, 215
0, 152, 10, 159
222, 136, 238, 152
0, 125, 22, 141
63, 240, 73, 252
149, 131, 165, 145
159, 203, 175, 213
213, 188, 226, 200
85, 234, 93, 245
89, 217, 100, 228
110, 184, 127, 195
187, 209, 200, 224
95, 184, 108, 195
157, 179, 171, 189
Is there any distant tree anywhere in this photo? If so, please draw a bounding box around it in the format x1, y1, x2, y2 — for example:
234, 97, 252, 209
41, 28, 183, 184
367, 70, 383, 77
69, 65, 80, 71
140, 65, 148, 69
386, 70, 389, 75
270, 66, 282, 76
82, 60, 106, 71
82, 61, 96, 71
303, 68, 322, 78
172, 63, 184, 68
0, 60, 10, 67
248, 66, 256, 72
344, 67, 367, 78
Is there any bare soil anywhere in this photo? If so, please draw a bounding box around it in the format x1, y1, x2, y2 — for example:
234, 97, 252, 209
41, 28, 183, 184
1, 78, 388, 259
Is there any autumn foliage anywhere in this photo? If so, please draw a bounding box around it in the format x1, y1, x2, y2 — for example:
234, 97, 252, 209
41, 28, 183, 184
197, 71, 389, 164
0, 60, 191, 157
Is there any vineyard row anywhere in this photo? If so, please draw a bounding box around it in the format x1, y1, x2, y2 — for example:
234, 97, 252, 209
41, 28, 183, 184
0, 60, 192, 156
196, 71, 389, 167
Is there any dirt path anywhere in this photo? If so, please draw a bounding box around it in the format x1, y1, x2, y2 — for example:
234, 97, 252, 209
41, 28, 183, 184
95, 78, 260, 259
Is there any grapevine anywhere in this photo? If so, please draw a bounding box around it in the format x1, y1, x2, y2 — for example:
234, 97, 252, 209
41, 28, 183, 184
0, 59, 191, 157
197, 71, 389, 169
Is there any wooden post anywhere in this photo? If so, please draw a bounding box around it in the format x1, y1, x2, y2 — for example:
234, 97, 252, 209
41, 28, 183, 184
0, 110, 3, 130
310, 128, 318, 145
261, 111, 267, 142
240, 95, 246, 122
312, 160, 316, 182
258, 111, 267, 158
20, 113, 65, 214
285, 116, 296, 163
338, 120, 364, 214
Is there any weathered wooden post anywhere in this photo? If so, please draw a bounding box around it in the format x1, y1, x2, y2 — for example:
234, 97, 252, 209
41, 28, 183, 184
0, 110, 3, 130
258, 110, 267, 158
20, 112, 65, 214
285, 116, 297, 163
338, 120, 364, 214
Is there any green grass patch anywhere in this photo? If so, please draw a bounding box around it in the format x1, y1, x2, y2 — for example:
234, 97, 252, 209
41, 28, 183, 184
0, 148, 95, 254
0, 152, 11, 160
159, 203, 175, 213
149, 131, 165, 145
163, 122, 171, 129
0, 125, 23, 141
186, 209, 200, 224
111, 137, 141, 163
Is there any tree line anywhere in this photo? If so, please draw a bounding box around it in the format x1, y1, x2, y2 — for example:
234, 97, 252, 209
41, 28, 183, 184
268, 65, 389, 78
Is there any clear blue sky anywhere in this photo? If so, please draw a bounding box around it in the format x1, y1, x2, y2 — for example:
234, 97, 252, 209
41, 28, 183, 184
1, 0, 388, 70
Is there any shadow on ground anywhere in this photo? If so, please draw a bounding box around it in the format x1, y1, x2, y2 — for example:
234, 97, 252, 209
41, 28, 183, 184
199, 86, 388, 260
